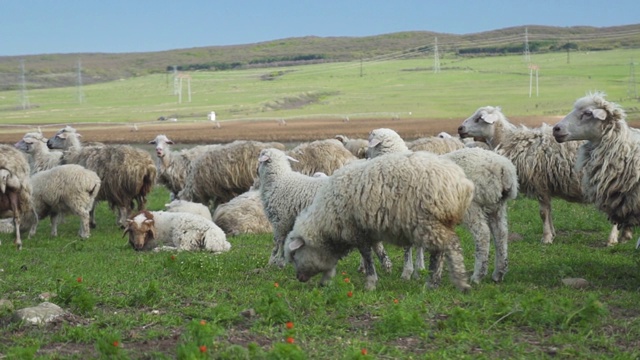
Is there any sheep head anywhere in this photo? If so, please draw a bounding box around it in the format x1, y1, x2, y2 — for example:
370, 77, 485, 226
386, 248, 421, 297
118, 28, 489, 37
123, 210, 158, 251
149, 134, 174, 158
367, 128, 408, 159
256, 148, 298, 177
284, 231, 339, 284
457, 106, 503, 140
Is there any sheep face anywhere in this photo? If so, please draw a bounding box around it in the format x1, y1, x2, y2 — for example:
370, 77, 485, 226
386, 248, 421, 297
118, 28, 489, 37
457, 106, 502, 139
553, 93, 624, 144
46, 131, 73, 149
123, 211, 158, 251
149, 135, 173, 158
284, 234, 339, 283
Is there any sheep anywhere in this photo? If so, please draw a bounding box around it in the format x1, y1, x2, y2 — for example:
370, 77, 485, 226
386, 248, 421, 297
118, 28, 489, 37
123, 210, 231, 253
148, 134, 220, 199
552, 92, 640, 242
211, 189, 272, 236
26, 164, 101, 239
0, 145, 35, 250
335, 135, 368, 159
178, 140, 285, 209
367, 128, 519, 283
46, 126, 156, 228
406, 136, 464, 154
287, 139, 357, 175
284, 150, 475, 291
457, 106, 625, 246
14, 132, 63, 173
164, 199, 212, 221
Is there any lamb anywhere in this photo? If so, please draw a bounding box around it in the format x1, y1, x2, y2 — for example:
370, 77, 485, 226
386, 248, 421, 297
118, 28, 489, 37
46, 126, 157, 228
284, 150, 475, 291
335, 135, 368, 159
26, 164, 101, 239
148, 134, 220, 199
0, 145, 35, 250
367, 128, 519, 283
457, 106, 625, 245
14, 132, 63, 173
552, 92, 640, 241
123, 210, 230, 252
178, 140, 285, 209
164, 199, 212, 221
211, 189, 272, 236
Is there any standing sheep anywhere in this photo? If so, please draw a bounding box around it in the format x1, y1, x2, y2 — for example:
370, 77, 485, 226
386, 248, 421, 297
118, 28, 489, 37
457, 106, 625, 245
368, 128, 519, 283
284, 151, 475, 291
287, 139, 356, 176
14, 132, 63, 173
407, 135, 464, 154
26, 164, 101, 239
46, 126, 156, 228
212, 189, 272, 236
0, 145, 34, 250
335, 135, 368, 159
553, 92, 640, 241
123, 210, 230, 253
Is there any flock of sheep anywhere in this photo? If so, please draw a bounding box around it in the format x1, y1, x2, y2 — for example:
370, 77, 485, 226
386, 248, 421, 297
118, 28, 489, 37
1, 92, 638, 291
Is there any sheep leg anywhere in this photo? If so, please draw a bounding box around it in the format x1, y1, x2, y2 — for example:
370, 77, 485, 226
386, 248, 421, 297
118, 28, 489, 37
426, 250, 444, 289
607, 224, 619, 246
319, 266, 336, 287
372, 242, 392, 273
50, 212, 60, 237
268, 229, 286, 268
71, 207, 91, 239
538, 195, 555, 244
358, 246, 378, 291
89, 202, 97, 229
443, 235, 471, 292
608, 224, 633, 246
465, 203, 491, 284
621, 226, 634, 243
488, 205, 509, 283
8, 192, 22, 250
401, 246, 414, 280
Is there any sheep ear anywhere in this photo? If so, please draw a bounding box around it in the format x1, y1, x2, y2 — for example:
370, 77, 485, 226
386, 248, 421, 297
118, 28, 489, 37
592, 109, 607, 120
368, 138, 381, 148
288, 237, 305, 251
121, 227, 130, 238
482, 112, 499, 124
286, 156, 299, 163
166, 140, 174, 145
258, 154, 270, 163
148, 140, 156, 144
335, 135, 346, 143
144, 219, 153, 225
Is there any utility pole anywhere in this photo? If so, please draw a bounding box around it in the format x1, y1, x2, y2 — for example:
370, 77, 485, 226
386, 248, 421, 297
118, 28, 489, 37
523, 27, 531, 63
77, 59, 85, 103
629, 58, 638, 99
172, 65, 179, 95
360, 57, 363, 77
433, 37, 440, 73
19, 60, 30, 110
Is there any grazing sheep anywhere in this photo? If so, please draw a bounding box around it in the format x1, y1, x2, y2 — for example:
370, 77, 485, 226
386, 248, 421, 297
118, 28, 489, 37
46, 126, 157, 228
212, 189, 272, 236
149, 134, 220, 199
124, 210, 230, 252
0, 145, 34, 249
284, 151, 474, 291
553, 92, 640, 241
288, 139, 356, 175
14, 132, 63, 173
335, 135, 368, 159
457, 106, 625, 245
368, 128, 519, 283
179, 140, 285, 209
26, 164, 101, 239
406, 136, 464, 154
164, 199, 212, 221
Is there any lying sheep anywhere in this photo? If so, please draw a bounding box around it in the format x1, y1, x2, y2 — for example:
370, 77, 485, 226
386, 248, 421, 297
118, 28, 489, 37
149, 135, 220, 199
47, 126, 156, 228
335, 135, 368, 159
368, 128, 518, 283
179, 140, 285, 209
14, 132, 63, 173
457, 106, 624, 245
284, 150, 474, 291
164, 199, 212, 221
212, 189, 272, 236
123, 210, 230, 252
26, 164, 101, 239
553, 92, 640, 241
0, 145, 34, 249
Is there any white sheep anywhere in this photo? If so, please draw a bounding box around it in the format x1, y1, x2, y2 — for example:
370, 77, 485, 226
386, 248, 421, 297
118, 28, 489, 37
457, 106, 625, 246
406, 135, 464, 154
211, 189, 272, 236
14, 132, 63, 173
46, 126, 157, 228
287, 139, 356, 176
26, 164, 101, 239
0, 145, 34, 249
335, 135, 368, 159
368, 128, 519, 283
123, 210, 230, 253
284, 150, 475, 291
164, 199, 212, 221
553, 92, 640, 243
148, 135, 220, 199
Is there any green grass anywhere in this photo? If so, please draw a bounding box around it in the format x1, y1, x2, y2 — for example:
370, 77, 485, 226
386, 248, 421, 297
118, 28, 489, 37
1, 185, 639, 359
1, 48, 639, 127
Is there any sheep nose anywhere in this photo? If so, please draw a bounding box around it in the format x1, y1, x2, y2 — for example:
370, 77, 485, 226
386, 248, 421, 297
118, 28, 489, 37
457, 125, 464, 133
552, 125, 561, 134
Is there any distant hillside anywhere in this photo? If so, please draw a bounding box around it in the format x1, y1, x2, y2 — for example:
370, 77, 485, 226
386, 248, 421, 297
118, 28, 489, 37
1, 24, 639, 91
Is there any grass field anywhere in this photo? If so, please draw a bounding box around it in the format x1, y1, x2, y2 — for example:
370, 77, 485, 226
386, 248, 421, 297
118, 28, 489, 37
0, 181, 639, 359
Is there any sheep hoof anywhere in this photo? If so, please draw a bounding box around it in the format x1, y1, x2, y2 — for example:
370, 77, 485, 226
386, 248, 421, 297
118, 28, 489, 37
401, 270, 413, 280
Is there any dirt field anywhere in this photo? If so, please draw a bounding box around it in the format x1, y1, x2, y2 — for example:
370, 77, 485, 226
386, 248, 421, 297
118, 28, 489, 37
0, 115, 577, 145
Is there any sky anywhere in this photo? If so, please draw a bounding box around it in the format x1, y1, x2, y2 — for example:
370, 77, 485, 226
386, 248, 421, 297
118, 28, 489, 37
1, 0, 638, 57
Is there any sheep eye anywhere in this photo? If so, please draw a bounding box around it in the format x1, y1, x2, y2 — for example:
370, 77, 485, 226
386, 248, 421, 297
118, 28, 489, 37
475, 117, 481, 123
581, 110, 592, 119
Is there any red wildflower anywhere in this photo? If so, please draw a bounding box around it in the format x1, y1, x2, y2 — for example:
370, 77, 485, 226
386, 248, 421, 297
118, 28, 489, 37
199, 345, 207, 353
361, 348, 368, 355
344, 278, 350, 283
286, 337, 294, 344
341, 271, 347, 275
76, 277, 82, 283
286, 321, 294, 329
200, 320, 206, 326
274, 282, 279, 288
112, 341, 119, 347
393, 299, 399, 304
347, 291, 353, 298
170, 255, 176, 261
